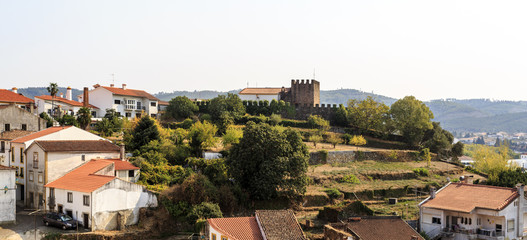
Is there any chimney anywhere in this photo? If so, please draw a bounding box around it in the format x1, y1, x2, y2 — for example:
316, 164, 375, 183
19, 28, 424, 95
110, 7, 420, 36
430, 187, 436, 199
66, 87, 72, 100
517, 184, 524, 200
11, 87, 17, 93
83, 87, 89, 107
120, 143, 126, 161
122, 84, 127, 90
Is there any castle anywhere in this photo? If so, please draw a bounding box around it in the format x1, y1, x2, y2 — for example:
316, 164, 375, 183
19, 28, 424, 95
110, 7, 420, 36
238, 79, 320, 107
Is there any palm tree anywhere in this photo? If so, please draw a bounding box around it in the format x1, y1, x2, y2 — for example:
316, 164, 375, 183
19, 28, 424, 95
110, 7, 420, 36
46, 83, 59, 118
77, 107, 92, 130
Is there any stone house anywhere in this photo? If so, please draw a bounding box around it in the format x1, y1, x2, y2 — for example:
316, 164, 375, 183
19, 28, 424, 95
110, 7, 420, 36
419, 182, 527, 240
45, 159, 157, 230
0, 104, 46, 133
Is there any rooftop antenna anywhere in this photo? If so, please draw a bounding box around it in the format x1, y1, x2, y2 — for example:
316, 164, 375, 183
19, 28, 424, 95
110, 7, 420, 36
247, 81, 249, 88
111, 73, 115, 85
313, 67, 316, 80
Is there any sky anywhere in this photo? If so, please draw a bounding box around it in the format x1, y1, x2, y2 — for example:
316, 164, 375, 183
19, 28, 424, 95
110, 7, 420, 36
1, 1, 527, 101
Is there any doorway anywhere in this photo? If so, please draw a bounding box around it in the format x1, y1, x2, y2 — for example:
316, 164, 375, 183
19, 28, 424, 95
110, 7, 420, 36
83, 213, 89, 229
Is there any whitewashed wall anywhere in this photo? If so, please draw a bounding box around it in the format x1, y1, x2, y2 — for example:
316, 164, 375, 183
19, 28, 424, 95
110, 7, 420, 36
0, 168, 16, 224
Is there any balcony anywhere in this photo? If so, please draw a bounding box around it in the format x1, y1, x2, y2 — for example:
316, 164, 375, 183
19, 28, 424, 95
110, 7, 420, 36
440, 227, 504, 240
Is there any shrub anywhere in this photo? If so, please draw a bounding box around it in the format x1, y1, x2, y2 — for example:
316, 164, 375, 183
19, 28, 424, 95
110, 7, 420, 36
342, 134, 352, 145
200, 114, 212, 122
340, 174, 360, 184
413, 168, 429, 177
388, 150, 398, 160
186, 202, 223, 223
269, 114, 282, 126
318, 150, 328, 164
324, 188, 344, 200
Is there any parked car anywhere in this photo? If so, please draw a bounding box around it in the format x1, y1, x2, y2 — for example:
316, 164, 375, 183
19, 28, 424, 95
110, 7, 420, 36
43, 212, 79, 230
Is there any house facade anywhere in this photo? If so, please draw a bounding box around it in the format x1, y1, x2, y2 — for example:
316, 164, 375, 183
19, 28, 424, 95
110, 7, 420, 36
4, 126, 104, 205
0, 165, 16, 224
45, 159, 157, 230
35, 89, 99, 118
24, 140, 121, 209
83, 84, 159, 119
419, 182, 527, 240
0, 104, 46, 133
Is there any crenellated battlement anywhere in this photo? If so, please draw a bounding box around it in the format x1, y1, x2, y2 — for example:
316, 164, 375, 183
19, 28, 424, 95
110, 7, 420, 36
291, 79, 319, 85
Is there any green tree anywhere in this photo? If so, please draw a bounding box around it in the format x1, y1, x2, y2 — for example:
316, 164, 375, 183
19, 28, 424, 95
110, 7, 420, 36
333, 104, 349, 127
130, 116, 161, 151
222, 126, 243, 149
347, 96, 390, 133
46, 83, 59, 118
473, 145, 510, 182
451, 142, 464, 161
96, 118, 113, 137
422, 122, 454, 158
76, 107, 92, 130
166, 96, 199, 120
39, 112, 54, 127
421, 148, 432, 168
227, 122, 309, 200
309, 134, 323, 148
208, 93, 246, 122
307, 115, 330, 132
326, 133, 342, 148
390, 96, 434, 146
349, 135, 367, 150
188, 121, 218, 156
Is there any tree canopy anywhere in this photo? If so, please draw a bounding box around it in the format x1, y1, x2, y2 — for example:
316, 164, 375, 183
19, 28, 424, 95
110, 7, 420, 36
76, 107, 92, 130
129, 116, 161, 151
166, 96, 199, 120
390, 96, 434, 146
347, 96, 390, 133
227, 122, 309, 200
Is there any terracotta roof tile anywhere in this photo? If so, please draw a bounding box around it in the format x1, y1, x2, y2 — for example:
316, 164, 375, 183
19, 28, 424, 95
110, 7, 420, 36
0, 130, 35, 140
341, 216, 424, 240
35, 95, 98, 109
422, 183, 519, 212
103, 159, 140, 170
11, 126, 72, 143
45, 159, 116, 192
159, 101, 169, 106
0, 89, 34, 104
33, 140, 120, 152
255, 210, 306, 240
208, 217, 264, 240
101, 86, 159, 101
239, 88, 288, 95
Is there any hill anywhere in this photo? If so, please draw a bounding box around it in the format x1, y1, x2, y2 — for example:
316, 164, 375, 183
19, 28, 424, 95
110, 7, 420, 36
15, 87, 83, 100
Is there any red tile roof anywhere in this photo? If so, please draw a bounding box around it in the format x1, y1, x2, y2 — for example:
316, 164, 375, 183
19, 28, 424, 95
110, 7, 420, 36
101, 86, 159, 101
159, 101, 169, 106
32, 140, 120, 152
342, 216, 424, 240
0, 89, 34, 104
45, 159, 116, 192
35, 95, 98, 109
422, 183, 519, 212
239, 88, 288, 95
208, 217, 264, 240
255, 210, 306, 240
11, 126, 72, 144
103, 159, 140, 170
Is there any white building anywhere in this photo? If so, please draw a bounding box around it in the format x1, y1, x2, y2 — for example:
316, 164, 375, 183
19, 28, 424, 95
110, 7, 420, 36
45, 159, 157, 230
35, 87, 99, 117
24, 140, 121, 209
82, 84, 159, 119
238, 88, 286, 102
419, 182, 527, 240
4, 126, 105, 206
0, 165, 16, 224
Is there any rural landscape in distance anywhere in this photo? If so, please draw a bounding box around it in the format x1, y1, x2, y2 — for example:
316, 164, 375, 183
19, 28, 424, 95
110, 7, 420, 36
2, 1, 527, 240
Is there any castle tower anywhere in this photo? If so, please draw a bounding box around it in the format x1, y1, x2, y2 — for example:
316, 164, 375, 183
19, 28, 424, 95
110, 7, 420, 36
289, 79, 320, 106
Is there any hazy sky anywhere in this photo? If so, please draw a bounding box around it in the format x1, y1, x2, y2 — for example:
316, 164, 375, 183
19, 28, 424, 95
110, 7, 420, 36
1, 1, 527, 101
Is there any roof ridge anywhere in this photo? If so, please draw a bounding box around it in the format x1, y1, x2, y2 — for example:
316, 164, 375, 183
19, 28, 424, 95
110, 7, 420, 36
451, 182, 516, 191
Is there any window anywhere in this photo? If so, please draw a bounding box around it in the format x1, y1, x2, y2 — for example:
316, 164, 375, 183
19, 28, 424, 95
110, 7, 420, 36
21, 124, 27, 131
150, 102, 157, 107
136, 101, 142, 110
15, 167, 19, 177
128, 170, 135, 178
83, 195, 90, 206
126, 100, 136, 110
5, 124, 10, 131
0, 141, 4, 153
432, 217, 441, 224
496, 224, 503, 233
38, 174, 43, 183
11, 147, 14, 162
477, 218, 481, 225
114, 99, 121, 104
33, 152, 38, 169
508, 219, 514, 232
211, 233, 217, 240
20, 148, 24, 163
125, 112, 131, 118
81, 155, 85, 161
67, 192, 73, 203
50, 188, 54, 198
91, 111, 96, 118
221, 236, 228, 240
469, 218, 472, 225
19, 167, 24, 178
29, 171, 34, 182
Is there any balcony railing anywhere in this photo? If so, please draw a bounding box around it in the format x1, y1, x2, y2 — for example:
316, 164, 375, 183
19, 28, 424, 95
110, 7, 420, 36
441, 227, 504, 240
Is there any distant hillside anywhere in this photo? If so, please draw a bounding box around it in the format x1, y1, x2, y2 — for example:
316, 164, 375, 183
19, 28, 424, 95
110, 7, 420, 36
16, 87, 83, 100
155, 90, 240, 101
320, 89, 397, 106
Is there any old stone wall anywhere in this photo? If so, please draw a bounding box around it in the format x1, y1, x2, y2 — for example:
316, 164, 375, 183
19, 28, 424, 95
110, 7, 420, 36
290, 79, 320, 106
310, 150, 421, 165
324, 224, 355, 240
0, 104, 46, 132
